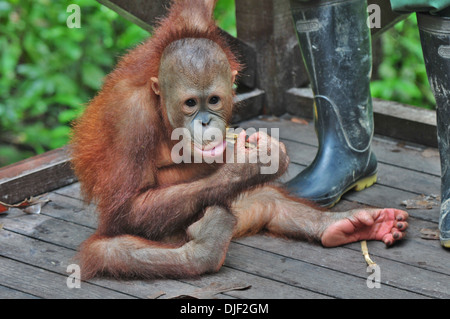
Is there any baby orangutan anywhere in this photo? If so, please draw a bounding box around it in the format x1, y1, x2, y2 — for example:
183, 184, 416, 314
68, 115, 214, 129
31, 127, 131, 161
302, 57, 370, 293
71, 0, 408, 279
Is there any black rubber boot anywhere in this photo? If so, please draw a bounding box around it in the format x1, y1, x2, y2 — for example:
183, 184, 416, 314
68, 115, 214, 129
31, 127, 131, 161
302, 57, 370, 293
287, 0, 377, 207
418, 13, 450, 248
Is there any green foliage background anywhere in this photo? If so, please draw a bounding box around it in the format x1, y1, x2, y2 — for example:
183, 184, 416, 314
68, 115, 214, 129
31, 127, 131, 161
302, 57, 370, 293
0, 0, 435, 167
370, 14, 435, 110
0, 0, 150, 166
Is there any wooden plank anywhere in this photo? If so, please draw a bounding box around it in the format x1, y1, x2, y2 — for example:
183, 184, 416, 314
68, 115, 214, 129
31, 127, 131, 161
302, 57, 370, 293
42, 192, 98, 228
373, 98, 438, 148
180, 266, 327, 299
285, 88, 315, 119
345, 184, 440, 222
0, 284, 39, 299
54, 182, 83, 200
346, 218, 450, 274
0, 207, 92, 251
236, 235, 448, 298
285, 88, 438, 147
0, 147, 76, 205
0, 223, 84, 273
370, 137, 440, 177
279, 185, 448, 274
226, 241, 427, 299
0, 228, 212, 299
0, 256, 135, 299
0, 209, 199, 299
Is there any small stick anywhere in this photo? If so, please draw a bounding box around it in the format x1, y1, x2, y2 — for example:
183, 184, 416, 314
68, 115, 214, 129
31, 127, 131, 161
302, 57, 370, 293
361, 240, 376, 266
225, 130, 256, 149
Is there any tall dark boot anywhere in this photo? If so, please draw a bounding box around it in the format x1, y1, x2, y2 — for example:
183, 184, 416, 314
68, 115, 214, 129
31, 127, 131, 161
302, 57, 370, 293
287, 0, 377, 207
418, 13, 450, 248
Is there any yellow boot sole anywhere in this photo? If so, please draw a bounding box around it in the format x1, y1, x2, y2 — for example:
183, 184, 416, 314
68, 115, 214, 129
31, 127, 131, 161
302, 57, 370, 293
441, 239, 450, 248
327, 173, 378, 208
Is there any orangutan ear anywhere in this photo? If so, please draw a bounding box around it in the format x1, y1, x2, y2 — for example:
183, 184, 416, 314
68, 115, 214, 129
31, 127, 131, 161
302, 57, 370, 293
151, 77, 160, 95
231, 70, 238, 84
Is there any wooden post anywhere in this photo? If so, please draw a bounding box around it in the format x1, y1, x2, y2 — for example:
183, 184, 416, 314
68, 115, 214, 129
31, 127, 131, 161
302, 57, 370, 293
235, 0, 308, 116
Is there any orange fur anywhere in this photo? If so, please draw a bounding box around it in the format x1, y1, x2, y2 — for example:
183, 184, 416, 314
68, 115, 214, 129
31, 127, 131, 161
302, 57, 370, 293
70, 0, 248, 279
71, 0, 241, 220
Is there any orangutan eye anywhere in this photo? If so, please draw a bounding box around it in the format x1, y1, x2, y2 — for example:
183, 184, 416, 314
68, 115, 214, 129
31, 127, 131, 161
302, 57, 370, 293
185, 99, 197, 107
209, 96, 220, 105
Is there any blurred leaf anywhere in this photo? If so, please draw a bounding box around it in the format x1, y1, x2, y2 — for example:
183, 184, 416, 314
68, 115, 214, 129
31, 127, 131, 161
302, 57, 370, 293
50, 74, 78, 95
116, 25, 148, 49
214, 0, 236, 37
49, 125, 71, 149
0, 1, 12, 12
0, 145, 32, 165
82, 63, 105, 90
58, 38, 83, 61
372, 14, 434, 109
58, 109, 82, 124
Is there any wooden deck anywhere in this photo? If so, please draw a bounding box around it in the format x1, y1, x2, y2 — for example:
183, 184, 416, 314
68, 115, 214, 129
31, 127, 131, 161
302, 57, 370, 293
1, 116, 449, 300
